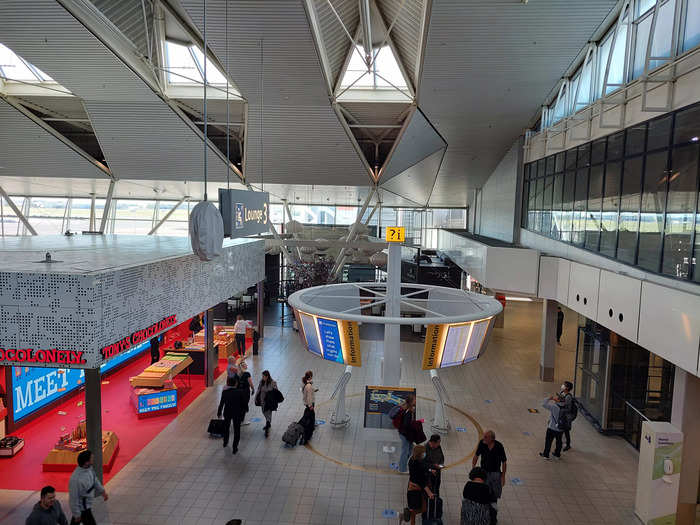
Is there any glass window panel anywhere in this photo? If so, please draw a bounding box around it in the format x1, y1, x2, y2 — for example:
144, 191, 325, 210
662, 145, 698, 277
269, 204, 284, 224
190, 47, 228, 85
165, 41, 203, 84
632, 13, 653, 79
618, 157, 643, 263
374, 46, 408, 89
577, 143, 591, 168
524, 164, 531, 180
555, 152, 565, 173
537, 158, 546, 177
561, 171, 576, 241
552, 84, 569, 124
572, 168, 589, 244
528, 179, 536, 229
626, 123, 647, 156
522, 181, 530, 229
592, 138, 607, 164
114, 220, 154, 235
648, 115, 672, 150
568, 74, 581, 115
341, 48, 373, 88
0, 43, 40, 81
566, 149, 577, 170
606, 15, 629, 93
649, 0, 676, 63
673, 105, 700, 145
695, 179, 700, 282
608, 131, 625, 160
29, 198, 68, 219
638, 151, 669, 271
551, 173, 564, 239
585, 165, 605, 250
683, 0, 700, 51
636, 0, 656, 17
336, 206, 358, 225
156, 221, 189, 236
597, 32, 614, 97
546, 156, 555, 175
534, 176, 544, 232
601, 161, 622, 256
575, 57, 593, 109
542, 175, 554, 235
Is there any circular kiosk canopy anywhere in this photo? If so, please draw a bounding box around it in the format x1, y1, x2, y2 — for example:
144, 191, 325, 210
288, 282, 503, 369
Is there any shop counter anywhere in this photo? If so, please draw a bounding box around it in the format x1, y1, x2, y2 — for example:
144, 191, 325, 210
43, 431, 118, 472
129, 352, 193, 388
131, 384, 178, 419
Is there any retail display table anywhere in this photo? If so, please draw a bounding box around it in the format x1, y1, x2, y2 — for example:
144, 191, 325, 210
131, 382, 178, 418
43, 431, 118, 472
129, 352, 193, 388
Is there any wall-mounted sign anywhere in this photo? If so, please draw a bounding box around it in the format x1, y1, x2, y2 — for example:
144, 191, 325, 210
137, 388, 177, 414
100, 315, 176, 360
296, 310, 361, 366
422, 318, 494, 370
364, 385, 416, 429
0, 349, 86, 366
218, 188, 270, 238
385, 226, 405, 243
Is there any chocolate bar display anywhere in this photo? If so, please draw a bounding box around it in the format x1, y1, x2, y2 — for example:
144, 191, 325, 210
0, 436, 25, 457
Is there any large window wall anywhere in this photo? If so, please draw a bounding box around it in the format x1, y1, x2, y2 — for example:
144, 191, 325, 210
523, 101, 700, 282
542, 0, 700, 129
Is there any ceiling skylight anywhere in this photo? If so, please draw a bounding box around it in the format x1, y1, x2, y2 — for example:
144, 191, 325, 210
165, 40, 228, 86
339, 45, 408, 91
0, 43, 55, 83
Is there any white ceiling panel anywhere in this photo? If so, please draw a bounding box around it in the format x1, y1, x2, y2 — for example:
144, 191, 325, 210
0, 101, 108, 180
381, 147, 445, 206
420, 0, 617, 193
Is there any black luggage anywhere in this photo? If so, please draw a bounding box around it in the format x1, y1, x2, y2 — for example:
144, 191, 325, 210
207, 418, 226, 438
298, 407, 315, 443
282, 422, 304, 446
422, 496, 443, 525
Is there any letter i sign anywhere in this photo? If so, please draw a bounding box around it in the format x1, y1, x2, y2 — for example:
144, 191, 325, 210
385, 227, 405, 243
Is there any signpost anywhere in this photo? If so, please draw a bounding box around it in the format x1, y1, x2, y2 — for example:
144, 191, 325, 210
385, 226, 405, 243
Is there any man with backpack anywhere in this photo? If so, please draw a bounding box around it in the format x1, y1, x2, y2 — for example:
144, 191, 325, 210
390, 394, 416, 474
557, 381, 577, 451
539, 394, 566, 460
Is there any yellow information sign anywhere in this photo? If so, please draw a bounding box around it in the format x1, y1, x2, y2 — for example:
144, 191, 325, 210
339, 320, 362, 366
422, 324, 448, 370
385, 226, 405, 242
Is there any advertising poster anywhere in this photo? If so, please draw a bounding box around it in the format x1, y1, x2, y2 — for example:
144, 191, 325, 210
364, 385, 416, 429
648, 432, 683, 525
316, 317, 344, 364
137, 389, 177, 414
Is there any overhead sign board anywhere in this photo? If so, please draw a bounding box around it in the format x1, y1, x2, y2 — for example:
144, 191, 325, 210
385, 226, 405, 243
218, 188, 270, 238
295, 310, 361, 366
422, 318, 494, 370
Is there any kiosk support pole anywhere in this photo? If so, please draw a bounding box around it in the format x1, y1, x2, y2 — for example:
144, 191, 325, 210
85, 368, 103, 481
256, 280, 264, 339
205, 308, 215, 387
382, 243, 402, 386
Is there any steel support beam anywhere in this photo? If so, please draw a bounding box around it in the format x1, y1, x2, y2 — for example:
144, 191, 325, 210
99, 180, 116, 234
359, 0, 373, 66
0, 186, 37, 236
148, 196, 187, 235
330, 187, 376, 280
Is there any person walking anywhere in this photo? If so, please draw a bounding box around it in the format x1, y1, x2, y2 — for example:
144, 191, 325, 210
302, 370, 316, 409
233, 314, 249, 356
255, 370, 277, 438
540, 394, 565, 460
557, 381, 575, 451
397, 394, 416, 474
237, 359, 254, 425
556, 307, 564, 345
472, 430, 507, 523
461, 467, 493, 525
26, 486, 68, 525
403, 444, 435, 525
217, 376, 249, 454
149, 335, 160, 364
68, 450, 108, 525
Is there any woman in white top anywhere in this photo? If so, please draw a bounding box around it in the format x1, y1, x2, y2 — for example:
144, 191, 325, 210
233, 314, 248, 356
302, 370, 316, 409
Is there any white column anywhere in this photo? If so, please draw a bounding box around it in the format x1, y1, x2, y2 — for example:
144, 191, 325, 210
540, 299, 557, 382
382, 243, 402, 385
671, 368, 700, 524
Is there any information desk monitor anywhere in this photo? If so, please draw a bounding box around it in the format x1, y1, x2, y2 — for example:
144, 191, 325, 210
422, 317, 494, 369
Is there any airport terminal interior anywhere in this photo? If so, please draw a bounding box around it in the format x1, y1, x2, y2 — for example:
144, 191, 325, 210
0, 1, 699, 525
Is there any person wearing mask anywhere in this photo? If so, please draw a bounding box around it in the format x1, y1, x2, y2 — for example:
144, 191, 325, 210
237, 359, 254, 425
233, 314, 249, 356
424, 434, 444, 496
302, 370, 316, 409
149, 335, 160, 364
540, 394, 565, 460
556, 306, 564, 346
402, 444, 435, 525
217, 376, 249, 454
26, 486, 68, 525
397, 394, 416, 474
461, 467, 492, 525
472, 430, 507, 523
255, 370, 277, 438
557, 381, 574, 451
68, 450, 108, 525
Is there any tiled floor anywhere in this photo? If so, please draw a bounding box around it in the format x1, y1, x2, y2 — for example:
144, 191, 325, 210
0, 300, 642, 524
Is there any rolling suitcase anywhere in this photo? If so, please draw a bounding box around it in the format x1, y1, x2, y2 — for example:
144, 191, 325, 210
422, 495, 443, 525
282, 422, 304, 446
207, 419, 226, 438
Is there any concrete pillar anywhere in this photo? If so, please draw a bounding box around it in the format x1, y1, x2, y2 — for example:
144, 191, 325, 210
540, 299, 557, 382
382, 243, 402, 386
84, 368, 103, 481
204, 308, 215, 387
256, 280, 264, 339
671, 368, 700, 524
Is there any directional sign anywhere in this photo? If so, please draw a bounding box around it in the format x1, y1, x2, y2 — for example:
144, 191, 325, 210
385, 226, 405, 243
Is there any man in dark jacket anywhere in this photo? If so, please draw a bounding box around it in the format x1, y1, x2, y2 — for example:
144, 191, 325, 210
26, 486, 68, 525
217, 376, 249, 454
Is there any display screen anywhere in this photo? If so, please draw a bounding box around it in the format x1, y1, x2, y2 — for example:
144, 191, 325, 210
441, 323, 471, 367
364, 385, 416, 429
316, 317, 344, 363
464, 320, 489, 363
422, 318, 493, 370
299, 312, 322, 356
137, 389, 177, 414
11, 341, 150, 422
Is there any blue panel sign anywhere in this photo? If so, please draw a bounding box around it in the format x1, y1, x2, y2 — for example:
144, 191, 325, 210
137, 389, 177, 414
316, 317, 344, 363
11, 341, 150, 422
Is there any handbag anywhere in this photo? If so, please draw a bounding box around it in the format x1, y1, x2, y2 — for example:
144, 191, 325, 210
411, 420, 427, 444
254, 390, 262, 407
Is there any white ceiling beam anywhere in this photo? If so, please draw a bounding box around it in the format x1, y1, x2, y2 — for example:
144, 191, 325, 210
148, 195, 187, 235
98, 179, 116, 233
0, 185, 37, 235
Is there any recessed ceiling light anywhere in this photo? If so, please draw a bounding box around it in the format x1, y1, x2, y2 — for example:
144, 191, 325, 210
691, 136, 699, 142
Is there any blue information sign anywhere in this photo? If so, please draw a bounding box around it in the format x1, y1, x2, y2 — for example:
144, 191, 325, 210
316, 317, 344, 363
137, 389, 177, 414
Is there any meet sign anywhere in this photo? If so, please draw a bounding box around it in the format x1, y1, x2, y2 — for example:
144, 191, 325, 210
218, 188, 270, 238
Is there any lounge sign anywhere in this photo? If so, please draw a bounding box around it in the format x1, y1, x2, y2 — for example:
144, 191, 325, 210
218, 188, 270, 238
100, 315, 177, 360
